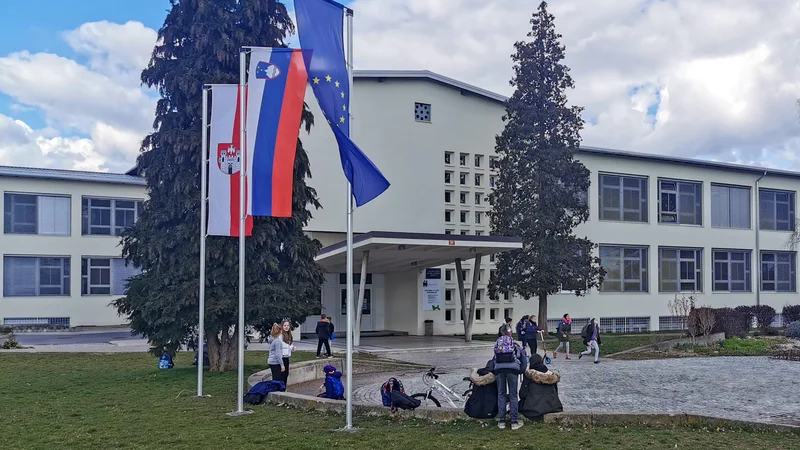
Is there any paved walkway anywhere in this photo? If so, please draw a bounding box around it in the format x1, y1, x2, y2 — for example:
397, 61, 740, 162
291, 348, 800, 426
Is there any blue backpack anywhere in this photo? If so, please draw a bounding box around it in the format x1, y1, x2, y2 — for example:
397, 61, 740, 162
158, 352, 174, 370
380, 378, 404, 407
326, 374, 345, 399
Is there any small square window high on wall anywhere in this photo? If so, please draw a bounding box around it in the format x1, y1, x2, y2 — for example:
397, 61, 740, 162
414, 102, 431, 122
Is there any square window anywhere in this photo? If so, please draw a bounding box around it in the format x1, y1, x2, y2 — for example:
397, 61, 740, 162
414, 102, 431, 122
474, 155, 482, 167
475, 212, 482, 224
476, 231, 484, 236
445, 309, 455, 323
445, 229, 454, 235
490, 157, 499, 170
445, 191, 453, 203
445, 289, 454, 302
460, 192, 468, 204
503, 308, 514, 320
475, 174, 482, 186
460, 173, 468, 185
460, 153, 468, 166
445, 171, 453, 184
490, 308, 499, 321
489, 175, 496, 188
475, 309, 484, 322
445, 269, 453, 281
475, 193, 481, 205
445, 210, 453, 223
460, 211, 468, 223
444, 152, 453, 165
460, 230, 468, 235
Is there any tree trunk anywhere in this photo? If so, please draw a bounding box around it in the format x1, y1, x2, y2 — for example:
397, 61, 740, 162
207, 326, 239, 372
538, 293, 548, 334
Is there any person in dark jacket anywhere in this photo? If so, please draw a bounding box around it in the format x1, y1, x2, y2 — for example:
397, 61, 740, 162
493, 329, 527, 430
554, 313, 572, 359
498, 317, 514, 338
518, 354, 563, 421
524, 315, 540, 356
515, 315, 529, 345
579, 318, 602, 363
315, 314, 334, 358
463, 365, 498, 419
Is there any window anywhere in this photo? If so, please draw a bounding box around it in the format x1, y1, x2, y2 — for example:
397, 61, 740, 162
340, 289, 371, 314
460, 211, 468, 223
4, 193, 70, 235
490, 308, 499, 322
490, 269, 496, 281
475, 231, 484, 236
445, 269, 453, 281
600, 246, 648, 292
459, 173, 468, 185
474, 155, 482, 167
490, 254, 496, 263
503, 308, 514, 320
713, 250, 751, 292
490, 157, 499, 170
502, 291, 511, 301
444, 152, 453, 165
476, 289, 483, 301
475, 309, 484, 322
659, 248, 702, 292
475, 174, 482, 187
445, 309, 455, 323
711, 184, 751, 229
3, 256, 70, 296
759, 189, 795, 231
659, 316, 687, 331
445, 191, 453, 203
445, 229, 454, 235
414, 102, 431, 122
338, 273, 373, 285
599, 174, 648, 222
475, 193, 482, 205
445, 289, 454, 302
600, 317, 650, 333
80, 258, 141, 296
460, 192, 468, 204
460, 230, 468, 235
489, 176, 496, 188
445, 171, 453, 184
761, 252, 796, 292
459, 153, 468, 166
461, 270, 469, 281
658, 179, 702, 225
445, 210, 453, 223
475, 212, 482, 224
82, 197, 143, 236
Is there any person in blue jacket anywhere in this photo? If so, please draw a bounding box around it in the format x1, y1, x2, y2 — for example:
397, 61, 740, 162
524, 315, 540, 356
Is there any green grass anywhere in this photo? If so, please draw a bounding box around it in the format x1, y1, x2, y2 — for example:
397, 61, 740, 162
1, 352, 798, 449
687, 337, 784, 357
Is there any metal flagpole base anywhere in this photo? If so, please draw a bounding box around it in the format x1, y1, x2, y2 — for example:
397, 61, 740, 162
335, 426, 359, 433
225, 410, 254, 417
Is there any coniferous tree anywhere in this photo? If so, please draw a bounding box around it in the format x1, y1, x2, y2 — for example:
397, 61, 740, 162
114, 0, 323, 371
488, 1, 604, 333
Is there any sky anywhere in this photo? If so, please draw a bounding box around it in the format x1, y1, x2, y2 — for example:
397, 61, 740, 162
0, 0, 799, 173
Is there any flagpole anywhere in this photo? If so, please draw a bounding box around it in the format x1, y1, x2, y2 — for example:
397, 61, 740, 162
233, 49, 250, 416
344, 8, 355, 431
198, 85, 209, 397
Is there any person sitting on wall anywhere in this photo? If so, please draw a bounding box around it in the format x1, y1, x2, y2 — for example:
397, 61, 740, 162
518, 354, 563, 421
317, 364, 345, 400
463, 362, 499, 419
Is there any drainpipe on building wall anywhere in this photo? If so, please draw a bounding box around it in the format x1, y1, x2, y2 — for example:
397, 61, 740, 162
755, 171, 768, 308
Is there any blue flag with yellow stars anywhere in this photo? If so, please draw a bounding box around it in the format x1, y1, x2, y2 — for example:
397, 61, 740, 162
295, 0, 390, 207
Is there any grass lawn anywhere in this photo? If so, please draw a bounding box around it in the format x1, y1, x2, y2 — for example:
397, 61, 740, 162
1, 352, 798, 449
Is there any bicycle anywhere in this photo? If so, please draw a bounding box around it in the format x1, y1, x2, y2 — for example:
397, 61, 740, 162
410, 367, 473, 408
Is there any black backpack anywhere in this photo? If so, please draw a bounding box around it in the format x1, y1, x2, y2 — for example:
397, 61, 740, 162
581, 324, 591, 339
380, 377, 420, 411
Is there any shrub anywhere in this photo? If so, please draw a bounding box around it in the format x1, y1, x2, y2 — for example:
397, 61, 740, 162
787, 321, 800, 339
712, 308, 749, 339
688, 307, 715, 341
783, 304, 800, 325
734, 305, 755, 329
1, 338, 21, 350
752, 305, 776, 332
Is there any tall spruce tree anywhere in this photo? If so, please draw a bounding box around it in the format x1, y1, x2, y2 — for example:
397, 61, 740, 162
488, 1, 603, 333
114, 0, 324, 371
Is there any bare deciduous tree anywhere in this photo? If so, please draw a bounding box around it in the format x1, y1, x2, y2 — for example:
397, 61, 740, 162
696, 307, 717, 343
668, 293, 696, 335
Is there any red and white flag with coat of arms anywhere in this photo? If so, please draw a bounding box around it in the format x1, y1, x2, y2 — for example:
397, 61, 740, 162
208, 84, 254, 237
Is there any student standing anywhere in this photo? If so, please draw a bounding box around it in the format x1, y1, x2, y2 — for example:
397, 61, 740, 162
267, 324, 285, 382
280, 320, 296, 384
524, 315, 540, 356
492, 328, 526, 430
315, 314, 334, 358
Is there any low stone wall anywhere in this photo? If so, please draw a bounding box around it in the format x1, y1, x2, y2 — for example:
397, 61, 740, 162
264, 391, 798, 431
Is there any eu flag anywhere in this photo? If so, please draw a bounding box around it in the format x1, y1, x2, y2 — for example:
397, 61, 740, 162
294, 0, 390, 207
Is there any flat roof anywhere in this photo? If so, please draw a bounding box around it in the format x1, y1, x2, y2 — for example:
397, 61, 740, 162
315, 231, 522, 273
0, 165, 147, 186
354, 69, 508, 105
578, 146, 800, 179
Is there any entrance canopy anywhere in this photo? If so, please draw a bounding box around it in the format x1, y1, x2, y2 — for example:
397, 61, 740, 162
314, 231, 523, 273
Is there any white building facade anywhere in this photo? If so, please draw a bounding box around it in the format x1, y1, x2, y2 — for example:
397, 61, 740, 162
2, 70, 797, 334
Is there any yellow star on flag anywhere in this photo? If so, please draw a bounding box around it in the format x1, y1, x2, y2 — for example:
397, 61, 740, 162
340, 92, 345, 98
342, 105, 347, 111
335, 81, 340, 87
339, 116, 346, 123
312, 77, 320, 84
325, 75, 332, 82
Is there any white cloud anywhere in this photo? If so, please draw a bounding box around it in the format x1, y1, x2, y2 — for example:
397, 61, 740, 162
350, 0, 800, 169
0, 21, 157, 172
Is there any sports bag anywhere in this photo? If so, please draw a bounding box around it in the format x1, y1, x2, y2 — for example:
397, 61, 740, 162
158, 352, 174, 370
380, 377, 404, 407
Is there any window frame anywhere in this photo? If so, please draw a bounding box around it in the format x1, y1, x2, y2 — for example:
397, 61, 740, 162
4, 192, 71, 236
710, 183, 751, 229
658, 247, 703, 292
760, 251, 796, 292
598, 173, 649, 223
657, 178, 703, 225
81, 257, 112, 295
712, 249, 752, 292
81, 197, 144, 236
2, 255, 71, 297
759, 188, 796, 232
599, 245, 649, 293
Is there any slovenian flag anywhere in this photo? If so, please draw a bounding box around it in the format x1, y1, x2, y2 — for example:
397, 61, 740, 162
245, 47, 310, 217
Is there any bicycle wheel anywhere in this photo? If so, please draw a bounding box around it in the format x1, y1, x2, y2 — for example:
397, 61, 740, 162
411, 393, 441, 408
462, 388, 473, 398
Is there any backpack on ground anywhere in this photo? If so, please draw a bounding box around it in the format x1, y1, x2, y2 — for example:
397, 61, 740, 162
158, 352, 174, 370
494, 335, 516, 363
193, 349, 210, 367
243, 380, 286, 405
380, 377, 420, 410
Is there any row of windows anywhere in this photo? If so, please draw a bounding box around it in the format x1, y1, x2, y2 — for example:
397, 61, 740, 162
444, 151, 498, 170
444, 229, 486, 236
444, 307, 514, 324
598, 245, 797, 293
444, 171, 495, 188
445, 190, 486, 206
3, 193, 144, 237
445, 210, 485, 225
443, 288, 511, 302
2, 256, 141, 297
598, 174, 796, 231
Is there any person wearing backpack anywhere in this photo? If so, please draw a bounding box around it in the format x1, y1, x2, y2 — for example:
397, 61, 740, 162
317, 364, 345, 400
516, 315, 529, 345
553, 313, 572, 359
524, 315, 540, 356
493, 328, 527, 430
579, 318, 602, 364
